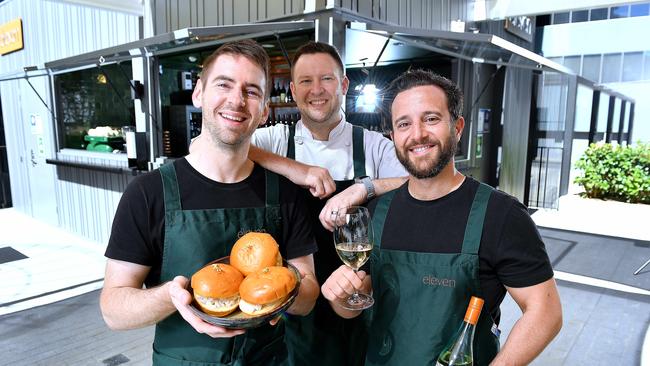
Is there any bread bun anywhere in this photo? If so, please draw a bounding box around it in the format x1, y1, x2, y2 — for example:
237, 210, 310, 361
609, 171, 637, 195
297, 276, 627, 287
191, 263, 244, 316
238, 266, 297, 316
230, 232, 282, 276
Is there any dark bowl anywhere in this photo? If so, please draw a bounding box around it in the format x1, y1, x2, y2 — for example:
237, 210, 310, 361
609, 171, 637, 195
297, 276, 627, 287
188, 256, 301, 329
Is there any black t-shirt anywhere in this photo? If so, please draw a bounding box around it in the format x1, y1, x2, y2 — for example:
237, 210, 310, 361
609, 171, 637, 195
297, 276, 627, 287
367, 177, 553, 324
105, 158, 317, 287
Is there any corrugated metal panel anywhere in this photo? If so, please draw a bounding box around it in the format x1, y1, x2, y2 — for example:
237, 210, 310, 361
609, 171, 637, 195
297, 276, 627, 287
0, 81, 30, 214
335, 0, 469, 31
0, 0, 140, 242
54, 154, 134, 242
151, 0, 306, 34
150, 0, 472, 33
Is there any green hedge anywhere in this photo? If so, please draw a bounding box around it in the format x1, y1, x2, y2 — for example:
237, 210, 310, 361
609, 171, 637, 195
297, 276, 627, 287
574, 142, 650, 204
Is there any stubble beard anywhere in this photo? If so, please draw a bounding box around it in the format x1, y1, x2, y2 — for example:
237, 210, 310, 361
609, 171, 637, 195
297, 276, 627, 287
396, 133, 458, 179
203, 109, 255, 151
301, 95, 342, 126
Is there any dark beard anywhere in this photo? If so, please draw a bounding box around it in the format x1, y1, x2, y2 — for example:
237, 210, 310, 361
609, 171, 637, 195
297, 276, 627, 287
396, 134, 457, 179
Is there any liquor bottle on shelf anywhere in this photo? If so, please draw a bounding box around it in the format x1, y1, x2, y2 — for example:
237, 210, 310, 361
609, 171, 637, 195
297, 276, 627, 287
271, 81, 279, 103
286, 84, 293, 102
280, 84, 287, 103
435, 296, 484, 366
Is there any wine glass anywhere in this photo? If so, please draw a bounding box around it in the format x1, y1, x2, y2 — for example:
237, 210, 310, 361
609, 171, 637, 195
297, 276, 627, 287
332, 206, 374, 310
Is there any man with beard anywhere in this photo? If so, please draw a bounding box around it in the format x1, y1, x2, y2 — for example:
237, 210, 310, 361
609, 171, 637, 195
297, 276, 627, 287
100, 40, 319, 366
322, 70, 562, 366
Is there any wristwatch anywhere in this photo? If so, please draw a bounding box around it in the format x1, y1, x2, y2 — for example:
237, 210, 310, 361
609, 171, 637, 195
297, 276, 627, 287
355, 176, 376, 200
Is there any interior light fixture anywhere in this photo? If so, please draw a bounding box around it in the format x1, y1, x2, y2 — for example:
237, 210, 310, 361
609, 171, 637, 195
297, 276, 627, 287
355, 84, 379, 113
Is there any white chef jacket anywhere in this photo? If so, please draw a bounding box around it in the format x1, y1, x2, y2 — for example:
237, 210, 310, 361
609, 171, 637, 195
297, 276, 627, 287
252, 119, 407, 181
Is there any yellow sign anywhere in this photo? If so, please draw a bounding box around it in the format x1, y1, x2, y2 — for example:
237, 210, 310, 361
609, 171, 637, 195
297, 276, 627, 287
0, 18, 24, 55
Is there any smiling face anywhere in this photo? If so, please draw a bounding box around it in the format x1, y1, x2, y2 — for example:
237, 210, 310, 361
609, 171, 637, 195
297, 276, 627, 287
390, 85, 464, 179
192, 54, 269, 149
290, 52, 349, 128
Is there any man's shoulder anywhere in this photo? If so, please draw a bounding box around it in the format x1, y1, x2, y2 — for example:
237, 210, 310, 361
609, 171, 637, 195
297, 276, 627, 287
253, 124, 289, 139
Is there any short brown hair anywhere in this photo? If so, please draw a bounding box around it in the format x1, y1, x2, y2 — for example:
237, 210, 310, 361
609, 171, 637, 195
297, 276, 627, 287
385, 69, 464, 130
291, 41, 344, 79
201, 39, 271, 100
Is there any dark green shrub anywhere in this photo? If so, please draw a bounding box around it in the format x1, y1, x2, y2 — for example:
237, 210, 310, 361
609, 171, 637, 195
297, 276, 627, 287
574, 142, 650, 204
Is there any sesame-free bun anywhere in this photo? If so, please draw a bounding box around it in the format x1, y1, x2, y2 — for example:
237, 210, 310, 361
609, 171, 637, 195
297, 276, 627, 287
238, 266, 297, 316
191, 263, 244, 316
230, 232, 282, 276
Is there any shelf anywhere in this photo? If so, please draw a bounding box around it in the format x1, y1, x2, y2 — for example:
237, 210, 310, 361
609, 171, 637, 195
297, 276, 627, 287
269, 102, 297, 108
46, 159, 140, 175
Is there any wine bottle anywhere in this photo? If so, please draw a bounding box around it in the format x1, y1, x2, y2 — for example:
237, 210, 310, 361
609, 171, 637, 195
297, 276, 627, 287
271, 81, 279, 103
279, 81, 287, 103
436, 296, 484, 366
286, 84, 293, 102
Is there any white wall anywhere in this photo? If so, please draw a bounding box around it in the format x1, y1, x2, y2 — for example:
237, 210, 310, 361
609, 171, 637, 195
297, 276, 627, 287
602, 81, 650, 143
471, 0, 647, 19
541, 16, 650, 57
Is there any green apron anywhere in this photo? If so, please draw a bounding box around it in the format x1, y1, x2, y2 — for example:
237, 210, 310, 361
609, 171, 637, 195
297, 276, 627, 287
366, 183, 500, 366
152, 162, 287, 366
283, 125, 368, 366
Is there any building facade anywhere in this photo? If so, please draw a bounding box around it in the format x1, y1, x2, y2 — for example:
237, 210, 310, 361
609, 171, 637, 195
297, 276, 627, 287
2, 0, 626, 243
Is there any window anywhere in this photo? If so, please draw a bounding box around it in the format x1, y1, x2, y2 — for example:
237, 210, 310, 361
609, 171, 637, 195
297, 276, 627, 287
602, 53, 622, 83
611, 99, 621, 134
596, 93, 609, 139
571, 10, 589, 23
644, 51, 650, 80
582, 54, 601, 83
54, 62, 135, 151
630, 3, 650, 17
622, 52, 643, 82
590, 8, 608, 21
553, 12, 570, 24
564, 56, 581, 74
610, 6, 629, 19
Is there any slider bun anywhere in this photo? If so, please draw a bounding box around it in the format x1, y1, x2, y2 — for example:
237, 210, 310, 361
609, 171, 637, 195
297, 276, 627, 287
193, 293, 240, 317
239, 266, 297, 316
230, 232, 282, 276
191, 263, 243, 299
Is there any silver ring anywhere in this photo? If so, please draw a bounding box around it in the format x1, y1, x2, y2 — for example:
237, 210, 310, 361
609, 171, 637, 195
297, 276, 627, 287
331, 210, 338, 215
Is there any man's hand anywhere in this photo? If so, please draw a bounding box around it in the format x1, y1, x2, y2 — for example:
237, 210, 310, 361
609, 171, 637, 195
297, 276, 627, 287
319, 184, 367, 231
321, 265, 368, 302
304, 166, 336, 199
168, 276, 245, 338
321, 265, 370, 319
248, 145, 335, 198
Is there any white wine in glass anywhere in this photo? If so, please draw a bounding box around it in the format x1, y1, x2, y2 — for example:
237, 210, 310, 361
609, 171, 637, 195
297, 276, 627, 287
333, 206, 374, 310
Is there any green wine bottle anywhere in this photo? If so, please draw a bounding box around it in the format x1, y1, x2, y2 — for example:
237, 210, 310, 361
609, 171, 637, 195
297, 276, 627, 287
435, 296, 484, 366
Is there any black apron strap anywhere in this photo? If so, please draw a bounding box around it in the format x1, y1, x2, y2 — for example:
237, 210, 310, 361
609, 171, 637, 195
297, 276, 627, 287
461, 182, 493, 255
160, 162, 182, 213
287, 125, 296, 160
352, 126, 365, 178
371, 189, 397, 250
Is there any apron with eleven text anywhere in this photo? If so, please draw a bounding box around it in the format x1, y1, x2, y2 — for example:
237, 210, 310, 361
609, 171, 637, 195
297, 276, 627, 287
365, 183, 500, 366
152, 162, 286, 366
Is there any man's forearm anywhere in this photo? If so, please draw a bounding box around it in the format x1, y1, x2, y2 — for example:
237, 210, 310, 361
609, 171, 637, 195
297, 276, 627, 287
287, 273, 319, 316
491, 280, 562, 366
491, 309, 561, 365
372, 176, 407, 196
100, 282, 176, 330
248, 144, 307, 181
